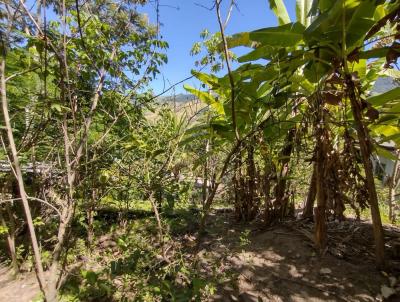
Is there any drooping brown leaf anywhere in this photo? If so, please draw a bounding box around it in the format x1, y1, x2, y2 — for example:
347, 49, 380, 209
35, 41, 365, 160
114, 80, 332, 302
365, 107, 379, 121
322, 91, 343, 105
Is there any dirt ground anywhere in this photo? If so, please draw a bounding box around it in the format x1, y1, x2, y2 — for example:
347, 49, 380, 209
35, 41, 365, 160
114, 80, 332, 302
0, 211, 399, 302
193, 212, 400, 302
0, 265, 39, 302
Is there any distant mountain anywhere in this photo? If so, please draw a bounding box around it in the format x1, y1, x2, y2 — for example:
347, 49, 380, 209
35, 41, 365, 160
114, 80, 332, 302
146, 93, 203, 120
372, 77, 398, 94
157, 93, 196, 104
153, 79, 397, 104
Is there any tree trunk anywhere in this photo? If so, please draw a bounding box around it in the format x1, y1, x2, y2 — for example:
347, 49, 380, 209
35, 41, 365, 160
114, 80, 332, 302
1, 181, 18, 273
388, 150, 399, 223
235, 153, 245, 221
44, 114, 78, 302
87, 189, 96, 246
274, 128, 295, 219
47, 201, 74, 301
314, 129, 328, 252
1, 53, 48, 299
0, 204, 18, 273
199, 141, 241, 232
202, 139, 210, 207
346, 75, 385, 268
263, 160, 273, 224
149, 194, 166, 259
246, 142, 257, 221
303, 163, 317, 219
233, 156, 241, 219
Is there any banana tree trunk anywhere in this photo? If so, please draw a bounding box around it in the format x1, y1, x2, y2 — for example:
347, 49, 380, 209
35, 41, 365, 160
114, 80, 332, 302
346, 75, 385, 268
314, 128, 328, 252
274, 128, 295, 219
233, 155, 241, 220
303, 162, 317, 219
246, 142, 256, 221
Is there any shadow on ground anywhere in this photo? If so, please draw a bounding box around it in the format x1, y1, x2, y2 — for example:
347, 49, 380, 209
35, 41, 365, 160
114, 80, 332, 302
194, 212, 400, 302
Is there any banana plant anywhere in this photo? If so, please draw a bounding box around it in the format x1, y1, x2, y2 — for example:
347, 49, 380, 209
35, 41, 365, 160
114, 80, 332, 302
200, 0, 399, 266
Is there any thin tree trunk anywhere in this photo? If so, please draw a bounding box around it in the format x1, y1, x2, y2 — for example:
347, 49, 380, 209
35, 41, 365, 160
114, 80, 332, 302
202, 139, 210, 207
388, 150, 399, 223
44, 46, 110, 299
1, 53, 48, 299
274, 128, 295, 219
233, 156, 241, 219
199, 140, 242, 233
47, 202, 74, 300
45, 115, 76, 301
1, 181, 18, 273
246, 142, 256, 221
0, 204, 18, 273
199, 118, 270, 233
314, 128, 328, 252
149, 195, 166, 259
87, 189, 96, 246
216, 0, 239, 141
346, 75, 385, 268
303, 163, 317, 219
263, 160, 273, 224
199, 116, 273, 232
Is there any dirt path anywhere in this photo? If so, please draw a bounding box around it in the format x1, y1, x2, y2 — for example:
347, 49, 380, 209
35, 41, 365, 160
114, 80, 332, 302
0, 265, 39, 302
194, 213, 400, 302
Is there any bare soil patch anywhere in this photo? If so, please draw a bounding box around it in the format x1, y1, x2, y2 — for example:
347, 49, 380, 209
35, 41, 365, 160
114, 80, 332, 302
194, 212, 400, 302
0, 265, 39, 302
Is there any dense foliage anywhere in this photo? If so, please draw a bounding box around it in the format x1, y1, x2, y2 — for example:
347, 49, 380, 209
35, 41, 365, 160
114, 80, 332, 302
0, 0, 399, 301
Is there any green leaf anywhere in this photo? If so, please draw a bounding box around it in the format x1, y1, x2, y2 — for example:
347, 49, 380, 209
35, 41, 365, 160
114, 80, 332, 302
238, 45, 275, 63
0, 225, 8, 235
304, 60, 331, 83
373, 125, 400, 137
51, 103, 62, 113
191, 70, 220, 89
296, 0, 312, 27
226, 32, 252, 49
268, 0, 291, 25
250, 23, 305, 47
367, 87, 400, 107
291, 72, 315, 93
346, 0, 377, 51
379, 69, 400, 79
358, 47, 390, 60
183, 85, 225, 116
318, 0, 336, 12
350, 59, 366, 80
385, 102, 400, 114
304, 1, 361, 45
81, 270, 98, 285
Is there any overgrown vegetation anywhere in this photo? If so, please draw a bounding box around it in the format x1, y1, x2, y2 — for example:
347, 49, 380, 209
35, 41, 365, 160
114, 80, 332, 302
0, 0, 399, 301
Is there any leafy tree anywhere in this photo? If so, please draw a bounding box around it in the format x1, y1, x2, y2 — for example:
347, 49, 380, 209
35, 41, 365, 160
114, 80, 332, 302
1, 0, 167, 299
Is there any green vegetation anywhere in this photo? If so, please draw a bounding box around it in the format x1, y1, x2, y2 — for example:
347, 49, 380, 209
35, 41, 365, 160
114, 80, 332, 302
0, 0, 399, 301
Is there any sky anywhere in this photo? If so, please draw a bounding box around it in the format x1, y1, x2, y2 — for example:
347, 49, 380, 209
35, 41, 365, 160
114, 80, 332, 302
138, 0, 297, 95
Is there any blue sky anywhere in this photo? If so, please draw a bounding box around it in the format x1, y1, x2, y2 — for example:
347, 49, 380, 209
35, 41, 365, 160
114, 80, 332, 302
138, 0, 297, 95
